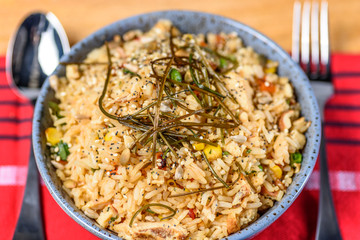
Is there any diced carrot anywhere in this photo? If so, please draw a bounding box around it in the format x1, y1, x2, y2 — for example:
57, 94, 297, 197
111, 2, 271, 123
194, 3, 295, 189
188, 208, 196, 220
156, 152, 163, 159
199, 41, 207, 47
216, 35, 225, 46
58, 160, 67, 165
257, 78, 275, 94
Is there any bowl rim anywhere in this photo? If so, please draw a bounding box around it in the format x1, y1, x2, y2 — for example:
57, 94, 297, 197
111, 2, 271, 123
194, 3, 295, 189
33, 9, 321, 240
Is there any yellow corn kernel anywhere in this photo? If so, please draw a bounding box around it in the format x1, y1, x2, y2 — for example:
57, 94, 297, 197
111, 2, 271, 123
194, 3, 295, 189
45, 127, 62, 146
192, 142, 205, 151
203, 144, 222, 161
104, 132, 113, 141
265, 67, 277, 74
270, 165, 282, 179
265, 59, 277, 74
183, 33, 193, 41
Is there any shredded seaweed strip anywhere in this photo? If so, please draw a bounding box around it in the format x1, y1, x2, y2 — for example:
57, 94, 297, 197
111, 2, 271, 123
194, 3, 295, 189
97, 27, 242, 172
94, 25, 253, 225
129, 203, 176, 227
202, 152, 229, 188
98, 42, 116, 120
152, 56, 174, 166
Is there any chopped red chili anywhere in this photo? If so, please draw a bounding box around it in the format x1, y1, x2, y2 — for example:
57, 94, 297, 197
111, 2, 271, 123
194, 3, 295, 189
156, 152, 166, 169
108, 166, 119, 176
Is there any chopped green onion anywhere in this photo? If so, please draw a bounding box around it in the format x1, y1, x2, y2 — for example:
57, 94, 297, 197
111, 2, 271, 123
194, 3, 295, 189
223, 151, 230, 156
258, 165, 263, 171
246, 149, 252, 154
109, 216, 117, 223
290, 152, 302, 166
169, 68, 182, 82
219, 58, 227, 69
49, 101, 63, 118
57, 140, 70, 161
123, 68, 141, 78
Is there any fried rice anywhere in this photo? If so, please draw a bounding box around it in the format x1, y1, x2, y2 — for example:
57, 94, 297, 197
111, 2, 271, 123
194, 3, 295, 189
46, 20, 311, 239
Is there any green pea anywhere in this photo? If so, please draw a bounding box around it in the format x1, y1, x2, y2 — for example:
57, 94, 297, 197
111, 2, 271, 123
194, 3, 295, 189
290, 152, 302, 166
57, 140, 70, 161
170, 68, 182, 82
219, 58, 227, 69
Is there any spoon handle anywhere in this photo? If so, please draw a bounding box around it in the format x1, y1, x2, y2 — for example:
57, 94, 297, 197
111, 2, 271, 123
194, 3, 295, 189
13, 141, 45, 240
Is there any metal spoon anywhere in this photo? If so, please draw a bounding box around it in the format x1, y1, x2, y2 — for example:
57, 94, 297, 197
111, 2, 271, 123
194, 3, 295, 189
6, 12, 69, 239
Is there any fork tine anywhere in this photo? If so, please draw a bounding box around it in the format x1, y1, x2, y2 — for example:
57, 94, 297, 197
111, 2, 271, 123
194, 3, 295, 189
292, 1, 301, 63
320, 1, 330, 78
301, 1, 311, 73
311, 2, 320, 79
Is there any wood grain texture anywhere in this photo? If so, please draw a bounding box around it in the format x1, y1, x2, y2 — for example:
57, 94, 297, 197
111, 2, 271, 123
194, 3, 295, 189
0, 0, 359, 54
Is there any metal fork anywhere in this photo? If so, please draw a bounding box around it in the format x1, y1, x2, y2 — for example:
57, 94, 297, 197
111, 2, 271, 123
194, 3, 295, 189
292, 1, 342, 240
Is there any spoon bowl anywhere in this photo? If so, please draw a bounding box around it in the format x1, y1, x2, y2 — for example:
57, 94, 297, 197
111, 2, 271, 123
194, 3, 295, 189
6, 12, 70, 100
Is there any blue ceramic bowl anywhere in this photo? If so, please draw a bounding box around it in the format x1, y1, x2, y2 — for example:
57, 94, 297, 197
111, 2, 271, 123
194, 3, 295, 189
33, 10, 321, 240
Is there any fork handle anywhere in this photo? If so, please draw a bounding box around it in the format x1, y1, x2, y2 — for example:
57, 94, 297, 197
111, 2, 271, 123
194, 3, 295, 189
315, 126, 342, 240
13, 141, 45, 240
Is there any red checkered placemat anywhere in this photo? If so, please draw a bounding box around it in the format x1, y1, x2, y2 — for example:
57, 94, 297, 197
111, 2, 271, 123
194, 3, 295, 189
1, 55, 359, 240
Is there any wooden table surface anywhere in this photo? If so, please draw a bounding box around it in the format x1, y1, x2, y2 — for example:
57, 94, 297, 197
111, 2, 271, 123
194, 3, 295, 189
1, 0, 360, 55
